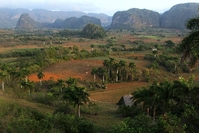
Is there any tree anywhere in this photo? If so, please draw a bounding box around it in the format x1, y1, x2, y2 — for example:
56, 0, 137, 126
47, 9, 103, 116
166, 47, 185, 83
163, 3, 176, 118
0, 71, 7, 92
97, 67, 106, 83
37, 71, 45, 86
103, 58, 115, 81
63, 85, 90, 117
149, 81, 174, 121
129, 62, 135, 70
20, 79, 35, 96
56, 79, 65, 92
128, 61, 139, 81
91, 68, 97, 82
18, 68, 30, 82
132, 76, 199, 121
132, 87, 154, 116
90, 44, 94, 51
0, 63, 8, 92
120, 44, 126, 50
65, 77, 77, 87
178, 16, 199, 71
113, 63, 120, 82
165, 40, 175, 48
118, 60, 126, 81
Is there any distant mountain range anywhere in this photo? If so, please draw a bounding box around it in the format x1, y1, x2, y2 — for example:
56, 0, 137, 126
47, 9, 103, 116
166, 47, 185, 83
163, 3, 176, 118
1, 2, 199, 29
111, 3, 199, 29
0, 8, 111, 29
16, 14, 101, 30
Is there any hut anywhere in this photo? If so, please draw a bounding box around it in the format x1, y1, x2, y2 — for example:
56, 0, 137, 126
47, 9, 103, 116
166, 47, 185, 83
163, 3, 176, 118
117, 94, 133, 106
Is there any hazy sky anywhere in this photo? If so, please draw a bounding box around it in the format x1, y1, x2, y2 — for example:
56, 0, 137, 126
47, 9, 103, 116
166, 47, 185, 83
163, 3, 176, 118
0, 0, 198, 16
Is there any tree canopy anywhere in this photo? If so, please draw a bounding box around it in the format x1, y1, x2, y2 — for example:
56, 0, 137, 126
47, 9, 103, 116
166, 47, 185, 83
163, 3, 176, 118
178, 16, 199, 71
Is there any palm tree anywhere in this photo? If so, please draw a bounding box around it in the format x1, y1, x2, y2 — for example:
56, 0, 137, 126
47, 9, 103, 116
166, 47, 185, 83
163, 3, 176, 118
63, 86, 90, 117
56, 79, 65, 92
113, 63, 120, 82
66, 77, 77, 87
150, 81, 174, 121
171, 77, 195, 114
132, 87, 154, 116
118, 60, 126, 81
18, 68, 31, 82
129, 62, 135, 70
0, 71, 7, 92
133, 81, 174, 121
179, 17, 199, 71
128, 62, 136, 81
37, 71, 45, 86
91, 68, 97, 82
103, 58, 115, 80
97, 67, 106, 83
0, 63, 9, 92
20, 79, 35, 96
5, 65, 12, 80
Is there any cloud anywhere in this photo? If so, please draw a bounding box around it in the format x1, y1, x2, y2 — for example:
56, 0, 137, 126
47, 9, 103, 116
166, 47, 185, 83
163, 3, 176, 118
0, 0, 99, 13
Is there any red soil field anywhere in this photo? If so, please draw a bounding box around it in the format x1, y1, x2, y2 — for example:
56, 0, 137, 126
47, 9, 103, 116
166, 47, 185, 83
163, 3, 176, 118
29, 59, 103, 82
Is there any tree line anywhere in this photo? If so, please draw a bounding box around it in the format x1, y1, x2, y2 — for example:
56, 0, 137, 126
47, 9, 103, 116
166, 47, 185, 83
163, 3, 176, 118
91, 57, 139, 84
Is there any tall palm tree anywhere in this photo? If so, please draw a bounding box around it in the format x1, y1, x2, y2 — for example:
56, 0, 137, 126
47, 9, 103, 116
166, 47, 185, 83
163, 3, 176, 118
63, 86, 90, 117
20, 79, 35, 96
56, 79, 65, 92
118, 60, 126, 81
133, 81, 174, 121
150, 81, 174, 121
103, 58, 115, 81
0, 71, 7, 92
37, 71, 45, 86
91, 68, 97, 82
97, 67, 106, 83
18, 68, 31, 82
129, 62, 135, 71
132, 87, 154, 116
128, 62, 136, 81
0, 63, 9, 92
113, 63, 120, 82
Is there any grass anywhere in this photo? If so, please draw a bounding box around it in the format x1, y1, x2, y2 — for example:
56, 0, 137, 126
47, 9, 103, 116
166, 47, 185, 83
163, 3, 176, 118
82, 101, 123, 132
89, 82, 148, 103
0, 95, 54, 114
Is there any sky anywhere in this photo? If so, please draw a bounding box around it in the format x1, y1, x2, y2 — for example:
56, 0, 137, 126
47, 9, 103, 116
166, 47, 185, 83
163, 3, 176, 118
0, 0, 198, 16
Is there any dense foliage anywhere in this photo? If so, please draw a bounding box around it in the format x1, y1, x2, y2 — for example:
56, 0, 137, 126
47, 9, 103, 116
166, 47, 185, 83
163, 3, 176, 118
178, 16, 199, 71
112, 76, 199, 133
0, 104, 94, 133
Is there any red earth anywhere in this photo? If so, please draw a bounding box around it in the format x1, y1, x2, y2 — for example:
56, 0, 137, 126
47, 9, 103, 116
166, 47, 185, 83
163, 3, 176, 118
29, 59, 103, 82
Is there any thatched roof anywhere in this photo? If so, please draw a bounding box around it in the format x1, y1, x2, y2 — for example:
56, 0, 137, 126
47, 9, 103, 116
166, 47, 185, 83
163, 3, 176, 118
117, 94, 133, 106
